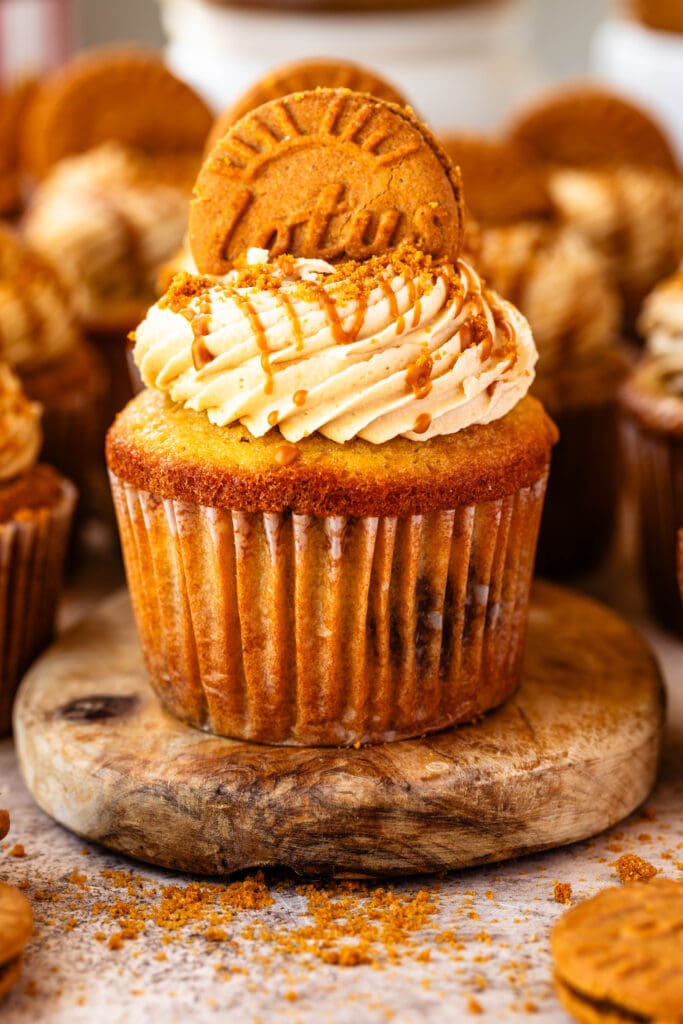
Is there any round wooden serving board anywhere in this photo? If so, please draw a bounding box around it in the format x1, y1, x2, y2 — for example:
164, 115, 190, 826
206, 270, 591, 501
13, 581, 664, 877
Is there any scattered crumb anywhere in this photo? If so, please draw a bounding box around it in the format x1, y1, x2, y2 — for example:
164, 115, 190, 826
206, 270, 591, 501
8, 843, 25, 857
553, 883, 572, 906
613, 854, 657, 884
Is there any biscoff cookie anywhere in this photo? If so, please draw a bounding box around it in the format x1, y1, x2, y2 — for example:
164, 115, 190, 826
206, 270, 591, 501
633, 0, 683, 34
551, 879, 683, 1023
440, 133, 553, 225
207, 58, 409, 153
0, 810, 8, 840
509, 85, 679, 174
21, 46, 213, 180
190, 88, 463, 273
0, 881, 32, 1002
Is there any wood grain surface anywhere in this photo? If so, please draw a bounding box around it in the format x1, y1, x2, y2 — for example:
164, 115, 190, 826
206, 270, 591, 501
12, 581, 664, 877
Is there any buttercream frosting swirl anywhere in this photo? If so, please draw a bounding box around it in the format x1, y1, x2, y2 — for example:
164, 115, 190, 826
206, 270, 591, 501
638, 265, 683, 358
0, 226, 79, 372
134, 245, 537, 444
0, 363, 42, 482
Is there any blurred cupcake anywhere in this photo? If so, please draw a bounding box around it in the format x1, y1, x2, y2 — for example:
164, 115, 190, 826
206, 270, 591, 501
0, 79, 36, 217
107, 90, 556, 747
508, 86, 683, 330
621, 265, 683, 632
0, 364, 76, 733
443, 135, 627, 576
0, 226, 108, 517
21, 47, 213, 425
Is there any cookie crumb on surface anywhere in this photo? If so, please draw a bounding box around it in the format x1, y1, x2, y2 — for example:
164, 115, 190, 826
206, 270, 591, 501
553, 883, 572, 905
613, 854, 658, 884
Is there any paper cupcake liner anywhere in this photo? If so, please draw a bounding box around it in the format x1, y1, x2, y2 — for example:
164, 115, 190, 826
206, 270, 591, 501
0, 476, 77, 734
536, 400, 621, 577
111, 471, 548, 746
623, 419, 683, 633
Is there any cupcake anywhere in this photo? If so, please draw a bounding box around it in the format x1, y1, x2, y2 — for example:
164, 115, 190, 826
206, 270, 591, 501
21, 47, 213, 423
443, 134, 627, 576
620, 265, 683, 632
0, 79, 36, 217
0, 226, 108, 518
106, 89, 556, 746
0, 364, 76, 733
508, 86, 683, 329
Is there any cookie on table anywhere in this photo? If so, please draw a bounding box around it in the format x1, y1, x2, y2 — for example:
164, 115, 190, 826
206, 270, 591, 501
0, 881, 32, 1002
20, 45, 213, 180
551, 879, 683, 1023
508, 84, 679, 173
206, 57, 409, 152
0, 810, 8, 841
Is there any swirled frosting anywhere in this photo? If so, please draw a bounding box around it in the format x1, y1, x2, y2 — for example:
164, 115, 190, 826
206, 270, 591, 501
477, 221, 621, 377
548, 166, 683, 306
0, 226, 80, 372
0, 363, 42, 482
23, 142, 192, 326
134, 244, 537, 444
638, 265, 683, 357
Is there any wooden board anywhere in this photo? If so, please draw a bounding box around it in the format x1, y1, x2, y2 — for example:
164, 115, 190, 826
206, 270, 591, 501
13, 581, 664, 877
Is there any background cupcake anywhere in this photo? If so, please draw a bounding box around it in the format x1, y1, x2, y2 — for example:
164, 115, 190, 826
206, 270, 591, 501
620, 264, 683, 633
0, 363, 76, 733
443, 134, 627, 576
107, 89, 556, 747
20, 46, 213, 425
0, 226, 108, 520
508, 86, 683, 332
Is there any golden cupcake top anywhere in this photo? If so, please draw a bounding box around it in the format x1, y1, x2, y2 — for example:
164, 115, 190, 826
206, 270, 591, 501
0, 226, 80, 372
0, 363, 42, 482
134, 241, 537, 444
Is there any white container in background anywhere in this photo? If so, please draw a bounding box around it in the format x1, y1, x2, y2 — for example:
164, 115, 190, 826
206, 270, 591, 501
159, 0, 544, 132
592, 15, 683, 162
0, 0, 73, 87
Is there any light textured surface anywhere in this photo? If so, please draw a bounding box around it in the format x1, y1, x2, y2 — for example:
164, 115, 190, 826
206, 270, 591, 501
0, 540, 682, 1023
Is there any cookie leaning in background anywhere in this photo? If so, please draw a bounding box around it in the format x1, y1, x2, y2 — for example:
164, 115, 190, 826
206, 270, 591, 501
0, 809, 8, 841
551, 879, 683, 1024
107, 89, 556, 747
508, 86, 683, 329
0, 364, 76, 734
205, 57, 410, 156
0, 881, 33, 1002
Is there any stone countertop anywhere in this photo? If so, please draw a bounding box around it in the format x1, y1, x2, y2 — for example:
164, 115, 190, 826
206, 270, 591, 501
0, 540, 682, 1024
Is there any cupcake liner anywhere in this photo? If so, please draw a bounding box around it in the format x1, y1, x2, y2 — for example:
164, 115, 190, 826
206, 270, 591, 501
0, 476, 77, 734
110, 471, 548, 746
623, 419, 683, 633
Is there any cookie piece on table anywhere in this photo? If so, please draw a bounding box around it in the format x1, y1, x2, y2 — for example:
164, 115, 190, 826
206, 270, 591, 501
0, 881, 33, 1002
551, 879, 683, 1023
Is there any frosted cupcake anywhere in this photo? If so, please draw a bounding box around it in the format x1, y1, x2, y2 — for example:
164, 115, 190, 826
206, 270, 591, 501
0, 364, 76, 733
107, 89, 556, 746
0, 226, 108, 516
621, 265, 683, 632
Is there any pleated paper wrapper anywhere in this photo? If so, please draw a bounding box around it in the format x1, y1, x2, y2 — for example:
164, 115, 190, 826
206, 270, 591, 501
111, 472, 548, 746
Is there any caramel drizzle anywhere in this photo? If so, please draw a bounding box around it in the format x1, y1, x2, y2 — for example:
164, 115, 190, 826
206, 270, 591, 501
309, 284, 368, 346
278, 291, 304, 350
293, 389, 307, 406
380, 280, 404, 335
188, 296, 216, 371
274, 443, 299, 466
413, 413, 432, 434
231, 291, 274, 394
405, 353, 434, 400
267, 410, 279, 427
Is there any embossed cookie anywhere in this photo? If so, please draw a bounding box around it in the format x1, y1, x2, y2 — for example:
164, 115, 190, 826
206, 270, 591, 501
551, 879, 683, 1023
440, 133, 553, 225
206, 58, 409, 153
0, 881, 32, 1002
509, 86, 679, 174
21, 46, 213, 180
190, 88, 464, 272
